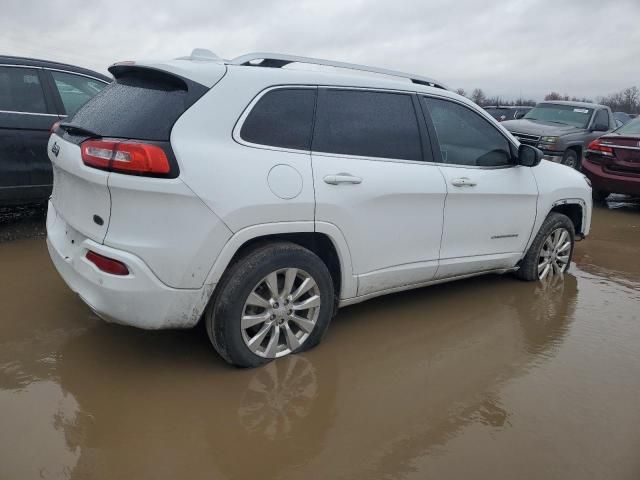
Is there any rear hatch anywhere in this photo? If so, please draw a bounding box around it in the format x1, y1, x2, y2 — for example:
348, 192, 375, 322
48, 65, 209, 243
48, 133, 110, 242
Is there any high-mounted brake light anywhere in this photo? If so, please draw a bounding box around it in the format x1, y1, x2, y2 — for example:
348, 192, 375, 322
81, 139, 171, 175
86, 251, 130, 276
587, 139, 614, 157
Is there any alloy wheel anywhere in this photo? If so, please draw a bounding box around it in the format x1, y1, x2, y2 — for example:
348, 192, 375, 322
241, 268, 321, 358
537, 227, 571, 280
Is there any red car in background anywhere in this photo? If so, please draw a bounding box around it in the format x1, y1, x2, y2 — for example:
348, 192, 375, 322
583, 118, 640, 201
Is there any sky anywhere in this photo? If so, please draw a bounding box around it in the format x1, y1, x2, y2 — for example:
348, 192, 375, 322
2, 0, 639, 101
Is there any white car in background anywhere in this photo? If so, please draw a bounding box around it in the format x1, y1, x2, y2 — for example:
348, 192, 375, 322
46, 50, 592, 367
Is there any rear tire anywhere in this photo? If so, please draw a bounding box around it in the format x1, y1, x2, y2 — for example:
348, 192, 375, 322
206, 242, 335, 368
516, 213, 575, 282
562, 149, 580, 170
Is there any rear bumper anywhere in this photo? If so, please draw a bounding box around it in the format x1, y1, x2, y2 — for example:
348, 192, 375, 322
582, 160, 640, 195
46, 201, 213, 329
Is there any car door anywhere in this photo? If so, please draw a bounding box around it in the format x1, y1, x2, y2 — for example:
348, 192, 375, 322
584, 108, 612, 147
0, 65, 57, 205
420, 96, 538, 278
311, 88, 447, 297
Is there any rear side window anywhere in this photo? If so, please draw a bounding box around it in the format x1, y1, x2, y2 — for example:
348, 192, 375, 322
423, 97, 512, 167
70, 70, 197, 141
313, 89, 422, 161
51, 71, 106, 116
240, 88, 316, 150
0, 66, 47, 114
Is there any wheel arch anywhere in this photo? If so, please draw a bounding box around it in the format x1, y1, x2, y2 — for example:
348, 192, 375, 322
549, 200, 586, 238
566, 144, 583, 160
203, 222, 356, 305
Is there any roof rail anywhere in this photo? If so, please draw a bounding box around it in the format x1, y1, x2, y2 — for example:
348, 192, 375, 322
228, 52, 448, 90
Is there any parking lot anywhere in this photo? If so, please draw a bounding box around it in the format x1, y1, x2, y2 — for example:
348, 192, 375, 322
0, 198, 638, 479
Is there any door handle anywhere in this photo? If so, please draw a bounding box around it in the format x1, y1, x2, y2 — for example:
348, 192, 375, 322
450, 177, 477, 187
323, 173, 363, 185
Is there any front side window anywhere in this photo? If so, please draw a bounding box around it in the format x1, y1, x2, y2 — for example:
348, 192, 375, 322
0, 66, 47, 113
240, 88, 316, 150
592, 109, 609, 129
312, 89, 423, 161
423, 97, 512, 167
51, 71, 106, 117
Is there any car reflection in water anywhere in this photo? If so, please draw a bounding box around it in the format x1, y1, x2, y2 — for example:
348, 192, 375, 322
21, 269, 575, 480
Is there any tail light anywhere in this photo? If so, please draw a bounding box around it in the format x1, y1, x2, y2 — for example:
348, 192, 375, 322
81, 139, 171, 175
587, 139, 615, 157
86, 250, 130, 276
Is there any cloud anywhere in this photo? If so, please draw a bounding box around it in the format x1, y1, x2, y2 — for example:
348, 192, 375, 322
1, 0, 639, 100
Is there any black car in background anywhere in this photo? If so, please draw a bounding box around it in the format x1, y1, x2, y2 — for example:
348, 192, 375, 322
484, 105, 532, 122
0, 56, 110, 206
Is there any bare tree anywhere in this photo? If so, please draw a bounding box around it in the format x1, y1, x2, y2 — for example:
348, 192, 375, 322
455, 88, 467, 97
470, 88, 486, 106
544, 92, 569, 101
514, 97, 537, 106
622, 87, 639, 113
598, 87, 640, 114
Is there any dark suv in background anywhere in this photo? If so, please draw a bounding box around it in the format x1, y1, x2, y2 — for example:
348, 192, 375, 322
484, 105, 532, 122
0, 56, 110, 206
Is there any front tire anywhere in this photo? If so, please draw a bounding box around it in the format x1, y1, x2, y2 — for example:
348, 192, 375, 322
516, 213, 575, 282
561, 149, 580, 170
206, 242, 335, 368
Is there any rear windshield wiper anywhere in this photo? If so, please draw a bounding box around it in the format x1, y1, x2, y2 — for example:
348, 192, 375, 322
58, 122, 101, 138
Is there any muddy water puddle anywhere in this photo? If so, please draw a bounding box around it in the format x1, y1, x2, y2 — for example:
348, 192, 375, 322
1, 199, 639, 479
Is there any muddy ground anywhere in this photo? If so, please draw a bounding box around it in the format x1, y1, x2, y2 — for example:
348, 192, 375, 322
0, 198, 639, 479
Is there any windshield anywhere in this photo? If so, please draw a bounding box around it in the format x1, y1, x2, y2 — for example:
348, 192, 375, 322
523, 104, 594, 128
615, 117, 640, 135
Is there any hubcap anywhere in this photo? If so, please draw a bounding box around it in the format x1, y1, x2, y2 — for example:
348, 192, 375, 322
241, 268, 321, 358
537, 227, 571, 280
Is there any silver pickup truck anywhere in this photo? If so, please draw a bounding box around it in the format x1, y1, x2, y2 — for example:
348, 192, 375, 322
502, 101, 616, 169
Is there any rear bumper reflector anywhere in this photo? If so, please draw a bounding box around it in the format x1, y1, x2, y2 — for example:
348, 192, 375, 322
86, 250, 130, 276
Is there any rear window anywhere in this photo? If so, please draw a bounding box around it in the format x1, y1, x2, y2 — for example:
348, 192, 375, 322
240, 88, 316, 150
69, 70, 200, 141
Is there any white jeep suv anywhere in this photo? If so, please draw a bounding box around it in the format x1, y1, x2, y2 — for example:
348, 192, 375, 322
46, 50, 592, 367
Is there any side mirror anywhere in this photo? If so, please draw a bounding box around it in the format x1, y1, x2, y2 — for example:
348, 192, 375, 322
591, 123, 609, 132
518, 144, 543, 167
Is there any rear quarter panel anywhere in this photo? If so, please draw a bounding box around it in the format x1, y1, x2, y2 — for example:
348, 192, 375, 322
104, 174, 232, 289
170, 68, 316, 232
